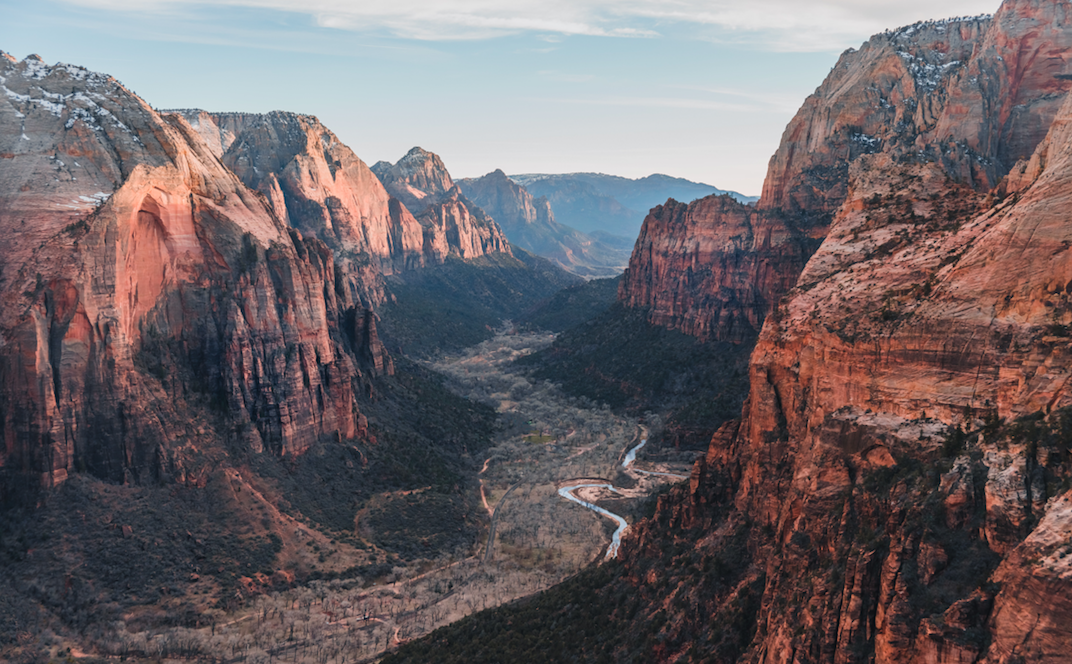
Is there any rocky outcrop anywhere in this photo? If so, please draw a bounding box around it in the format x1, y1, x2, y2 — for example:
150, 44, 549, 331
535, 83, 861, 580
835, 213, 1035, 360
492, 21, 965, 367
372, 147, 511, 262
985, 492, 1072, 663
166, 117, 517, 307
619, 195, 810, 342
416, 186, 510, 260
707, 86, 1072, 662
621, 2, 1072, 344
164, 109, 261, 159
457, 169, 630, 278
0, 54, 378, 488
372, 147, 455, 213
212, 111, 423, 304
457, 170, 550, 231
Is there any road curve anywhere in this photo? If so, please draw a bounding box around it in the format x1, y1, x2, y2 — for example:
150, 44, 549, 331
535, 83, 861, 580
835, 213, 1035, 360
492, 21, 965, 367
483, 482, 522, 564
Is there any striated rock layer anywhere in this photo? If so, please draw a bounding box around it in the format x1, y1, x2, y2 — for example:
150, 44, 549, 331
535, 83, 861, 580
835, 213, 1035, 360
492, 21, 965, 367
0, 54, 393, 488
616, 2, 1072, 662
171, 114, 515, 306
372, 147, 511, 262
620, 195, 809, 343
621, 1, 1072, 343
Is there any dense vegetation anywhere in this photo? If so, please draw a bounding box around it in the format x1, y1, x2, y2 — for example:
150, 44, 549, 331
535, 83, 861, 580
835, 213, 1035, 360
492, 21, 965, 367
0, 360, 497, 652
518, 303, 754, 449
251, 360, 497, 547
383, 508, 763, 664
378, 249, 579, 357
518, 276, 621, 333
0, 474, 283, 635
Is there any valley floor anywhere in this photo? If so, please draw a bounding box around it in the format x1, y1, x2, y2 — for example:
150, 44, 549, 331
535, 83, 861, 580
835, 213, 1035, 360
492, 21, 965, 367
58, 331, 695, 664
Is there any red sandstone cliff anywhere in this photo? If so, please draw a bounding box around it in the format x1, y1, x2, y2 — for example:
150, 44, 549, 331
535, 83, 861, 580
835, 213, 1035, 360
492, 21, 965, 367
621, 2, 1072, 344
617, 3, 1072, 662
220, 113, 421, 263
372, 147, 511, 261
619, 195, 808, 343
0, 54, 381, 488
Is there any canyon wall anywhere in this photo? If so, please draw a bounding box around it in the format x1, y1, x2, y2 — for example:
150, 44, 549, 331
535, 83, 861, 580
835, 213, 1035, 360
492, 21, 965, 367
0, 55, 393, 488
372, 147, 511, 262
621, 2, 1072, 344
620, 2, 1072, 661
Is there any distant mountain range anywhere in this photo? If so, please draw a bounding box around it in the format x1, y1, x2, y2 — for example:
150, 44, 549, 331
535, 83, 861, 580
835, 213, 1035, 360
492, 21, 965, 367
456, 170, 631, 279
509, 172, 758, 239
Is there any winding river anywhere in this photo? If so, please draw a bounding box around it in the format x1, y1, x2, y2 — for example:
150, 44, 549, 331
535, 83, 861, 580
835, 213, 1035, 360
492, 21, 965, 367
557, 436, 685, 560
556, 483, 628, 559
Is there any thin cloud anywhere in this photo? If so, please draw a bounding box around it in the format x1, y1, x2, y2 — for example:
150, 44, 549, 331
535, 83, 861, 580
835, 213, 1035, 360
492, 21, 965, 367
668, 85, 803, 114
57, 0, 1000, 48
538, 70, 596, 83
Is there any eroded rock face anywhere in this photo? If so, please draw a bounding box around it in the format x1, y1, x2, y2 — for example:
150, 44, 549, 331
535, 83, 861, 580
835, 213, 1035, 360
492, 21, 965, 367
711, 73, 1072, 664
985, 491, 1072, 663
0, 54, 375, 488
616, 3, 1072, 661
621, 2, 1072, 344
212, 111, 424, 305
372, 146, 455, 212
457, 170, 547, 229
373, 147, 511, 261
619, 195, 808, 342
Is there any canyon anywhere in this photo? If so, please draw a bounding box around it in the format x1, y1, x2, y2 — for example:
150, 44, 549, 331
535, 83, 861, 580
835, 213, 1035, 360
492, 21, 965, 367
6, 0, 1072, 661
388, 1, 1072, 663
633, 1, 1072, 661
0, 50, 538, 491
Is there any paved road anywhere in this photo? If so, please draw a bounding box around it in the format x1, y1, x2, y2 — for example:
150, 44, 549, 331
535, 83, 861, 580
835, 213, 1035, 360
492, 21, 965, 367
483, 482, 522, 564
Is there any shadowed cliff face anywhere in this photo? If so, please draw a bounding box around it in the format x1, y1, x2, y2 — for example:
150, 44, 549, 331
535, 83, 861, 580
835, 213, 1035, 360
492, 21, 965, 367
621, 1, 1072, 344
0, 54, 386, 488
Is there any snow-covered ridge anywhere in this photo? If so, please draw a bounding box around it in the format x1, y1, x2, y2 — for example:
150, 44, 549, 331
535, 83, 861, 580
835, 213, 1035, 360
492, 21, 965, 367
392, 146, 447, 180
884, 14, 992, 40
1, 54, 142, 139
160, 109, 317, 121
8, 54, 115, 87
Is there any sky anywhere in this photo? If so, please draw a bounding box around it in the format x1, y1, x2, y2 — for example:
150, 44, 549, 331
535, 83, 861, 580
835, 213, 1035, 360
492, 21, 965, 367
1, 0, 1001, 195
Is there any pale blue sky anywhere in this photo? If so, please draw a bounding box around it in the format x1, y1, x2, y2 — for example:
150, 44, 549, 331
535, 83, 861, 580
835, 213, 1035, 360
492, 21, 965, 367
1, 0, 1000, 195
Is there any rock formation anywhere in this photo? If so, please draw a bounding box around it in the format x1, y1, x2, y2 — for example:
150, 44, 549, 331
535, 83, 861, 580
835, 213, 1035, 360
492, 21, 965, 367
0, 54, 390, 488
457, 169, 630, 278
372, 147, 455, 213
620, 2, 1072, 345
619, 195, 808, 343
0, 53, 528, 490
616, 2, 1072, 661
170, 114, 516, 307
372, 147, 511, 262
